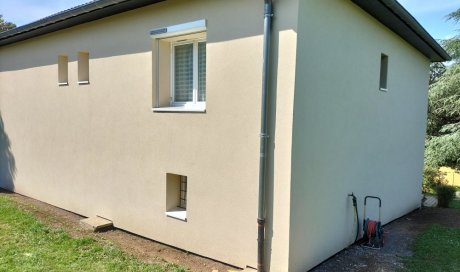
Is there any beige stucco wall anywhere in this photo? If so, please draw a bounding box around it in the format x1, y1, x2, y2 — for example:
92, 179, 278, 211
289, 0, 430, 271
0, 0, 432, 270
0, 0, 298, 268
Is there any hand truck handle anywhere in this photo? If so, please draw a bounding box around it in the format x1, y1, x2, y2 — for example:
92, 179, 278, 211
364, 196, 381, 207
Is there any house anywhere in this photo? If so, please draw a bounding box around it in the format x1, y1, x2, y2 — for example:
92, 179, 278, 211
0, 0, 450, 271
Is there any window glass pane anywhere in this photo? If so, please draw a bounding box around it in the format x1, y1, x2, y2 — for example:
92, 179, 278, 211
179, 176, 187, 209
379, 54, 388, 90
174, 44, 193, 102
198, 42, 206, 102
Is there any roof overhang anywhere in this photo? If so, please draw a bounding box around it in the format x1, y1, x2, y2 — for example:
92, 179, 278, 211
0, 0, 165, 47
0, 0, 451, 62
351, 0, 451, 62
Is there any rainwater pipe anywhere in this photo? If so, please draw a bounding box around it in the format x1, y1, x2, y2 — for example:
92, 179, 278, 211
257, 1, 273, 272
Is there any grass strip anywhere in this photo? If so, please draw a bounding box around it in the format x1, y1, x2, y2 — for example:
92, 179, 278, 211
0, 196, 186, 272
402, 224, 460, 272
450, 198, 460, 209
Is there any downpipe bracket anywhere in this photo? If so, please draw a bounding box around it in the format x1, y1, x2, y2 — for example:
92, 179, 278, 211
260, 133, 270, 138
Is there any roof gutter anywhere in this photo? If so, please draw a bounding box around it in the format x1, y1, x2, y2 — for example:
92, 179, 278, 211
0, 0, 165, 47
257, 0, 273, 271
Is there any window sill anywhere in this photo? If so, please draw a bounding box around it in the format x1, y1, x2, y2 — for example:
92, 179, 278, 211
153, 106, 206, 113
58, 82, 68, 86
165, 208, 187, 221
78, 81, 90, 85
379, 88, 388, 92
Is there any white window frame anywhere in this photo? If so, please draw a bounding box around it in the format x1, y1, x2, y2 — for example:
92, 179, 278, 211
170, 38, 206, 108
150, 19, 207, 113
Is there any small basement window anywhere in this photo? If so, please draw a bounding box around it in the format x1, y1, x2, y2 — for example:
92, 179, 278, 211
150, 20, 207, 112
78, 51, 90, 84
379, 54, 388, 91
58, 55, 68, 86
166, 173, 188, 221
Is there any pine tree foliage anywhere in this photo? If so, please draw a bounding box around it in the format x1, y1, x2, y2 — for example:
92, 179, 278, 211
443, 9, 460, 62
0, 15, 16, 32
425, 8, 460, 170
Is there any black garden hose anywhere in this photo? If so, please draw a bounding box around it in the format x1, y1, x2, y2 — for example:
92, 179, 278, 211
349, 193, 359, 243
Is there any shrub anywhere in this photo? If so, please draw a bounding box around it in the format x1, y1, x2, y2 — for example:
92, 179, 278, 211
423, 166, 446, 193
436, 184, 456, 208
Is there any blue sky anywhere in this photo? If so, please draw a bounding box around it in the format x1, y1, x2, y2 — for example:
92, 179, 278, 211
1, 0, 459, 40
399, 0, 460, 40
0, 0, 89, 26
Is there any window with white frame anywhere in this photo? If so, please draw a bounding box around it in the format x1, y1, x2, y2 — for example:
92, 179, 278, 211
172, 39, 206, 107
150, 20, 207, 112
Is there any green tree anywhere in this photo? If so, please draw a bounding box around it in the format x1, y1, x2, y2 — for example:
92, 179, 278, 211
425, 65, 460, 169
430, 62, 446, 84
0, 15, 16, 32
425, 8, 460, 170
443, 10, 460, 62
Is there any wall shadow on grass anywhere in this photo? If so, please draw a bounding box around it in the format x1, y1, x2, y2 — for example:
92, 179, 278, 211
0, 113, 15, 191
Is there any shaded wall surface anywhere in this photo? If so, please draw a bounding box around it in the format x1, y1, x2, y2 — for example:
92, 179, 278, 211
0, 113, 15, 191
289, 0, 430, 271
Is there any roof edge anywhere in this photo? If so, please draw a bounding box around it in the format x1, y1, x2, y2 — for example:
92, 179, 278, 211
351, 0, 451, 62
0, 0, 452, 62
0, 0, 165, 47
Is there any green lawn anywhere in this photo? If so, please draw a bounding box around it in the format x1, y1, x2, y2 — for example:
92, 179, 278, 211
402, 224, 460, 272
402, 195, 460, 271
0, 196, 186, 272
450, 198, 460, 209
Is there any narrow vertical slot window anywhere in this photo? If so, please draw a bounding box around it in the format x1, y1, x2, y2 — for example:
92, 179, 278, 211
58, 55, 68, 86
379, 54, 388, 91
78, 51, 89, 84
